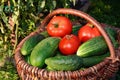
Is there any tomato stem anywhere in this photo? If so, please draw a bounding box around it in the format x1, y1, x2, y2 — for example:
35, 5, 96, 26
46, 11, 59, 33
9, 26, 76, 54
66, 35, 72, 40
87, 23, 94, 28
53, 23, 59, 28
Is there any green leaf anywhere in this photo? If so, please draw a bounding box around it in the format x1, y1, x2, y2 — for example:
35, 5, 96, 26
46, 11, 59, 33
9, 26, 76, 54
0, 22, 5, 33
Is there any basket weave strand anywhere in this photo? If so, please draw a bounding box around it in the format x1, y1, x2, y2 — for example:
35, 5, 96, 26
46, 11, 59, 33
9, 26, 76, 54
14, 8, 120, 80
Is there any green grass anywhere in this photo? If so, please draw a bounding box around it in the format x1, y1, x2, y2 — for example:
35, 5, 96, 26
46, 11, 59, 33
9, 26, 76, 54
0, 58, 19, 80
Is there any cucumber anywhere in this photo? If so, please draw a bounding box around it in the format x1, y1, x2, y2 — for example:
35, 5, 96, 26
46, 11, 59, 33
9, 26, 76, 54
46, 66, 55, 71
77, 36, 108, 57
104, 27, 117, 38
24, 55, 31, 64
45, 55, 83, 71
21, 34, 45, 56
105, 27, 119, 48
82, 52, 110, 67
55, 50, 63, 56
72, 24, 82, 35
30, 37, 61, 68
40, 31, 50, 38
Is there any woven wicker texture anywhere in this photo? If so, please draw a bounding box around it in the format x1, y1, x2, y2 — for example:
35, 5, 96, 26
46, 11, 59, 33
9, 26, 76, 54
14, 8, 120, 80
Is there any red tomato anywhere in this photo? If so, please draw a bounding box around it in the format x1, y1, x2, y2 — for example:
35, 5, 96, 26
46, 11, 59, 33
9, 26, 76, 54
59, 34, 80, 55
78, 23, 101, 43
46, 16, 72, 37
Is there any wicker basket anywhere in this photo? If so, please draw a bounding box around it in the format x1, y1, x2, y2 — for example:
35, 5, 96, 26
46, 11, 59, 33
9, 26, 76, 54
14, 8, 120, 80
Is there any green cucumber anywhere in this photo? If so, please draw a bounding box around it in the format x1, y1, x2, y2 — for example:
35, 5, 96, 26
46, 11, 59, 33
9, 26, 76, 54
55, 50, 63, 56
45, 55, 83, 71
77, 36, 108, 57
104, 27, 117, 38
105, 27, 119, 48
30, 37, 61, 68
24, 55, 31, 64
72, 24, 82, 35
46, 66, 55, 71
82, 52, 110, 67
40, 31, 49, 38
21, 34, 45, 56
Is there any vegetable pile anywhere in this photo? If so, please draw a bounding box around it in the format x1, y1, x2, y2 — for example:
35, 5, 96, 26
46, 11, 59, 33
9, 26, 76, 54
20, 16, 119, 71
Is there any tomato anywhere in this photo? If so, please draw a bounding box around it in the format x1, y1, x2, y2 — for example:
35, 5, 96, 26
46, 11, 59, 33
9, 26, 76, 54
78, 23, 101, 43
46, 16, 72, 37
59, 34, 80, 55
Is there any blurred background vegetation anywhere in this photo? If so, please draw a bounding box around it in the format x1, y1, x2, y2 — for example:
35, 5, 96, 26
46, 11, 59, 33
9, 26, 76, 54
0, 0, 120, 79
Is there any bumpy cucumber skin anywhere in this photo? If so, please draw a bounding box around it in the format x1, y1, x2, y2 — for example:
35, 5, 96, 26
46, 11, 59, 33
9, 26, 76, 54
45, 55, 83, 71
21, 34, 45, 56
77, 36, 108, 57
82, 52, 110, 67
30, 37, 61, 68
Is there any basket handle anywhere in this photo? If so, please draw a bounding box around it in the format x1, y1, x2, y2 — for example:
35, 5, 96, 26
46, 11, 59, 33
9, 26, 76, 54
39, 8, 116, 61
